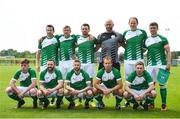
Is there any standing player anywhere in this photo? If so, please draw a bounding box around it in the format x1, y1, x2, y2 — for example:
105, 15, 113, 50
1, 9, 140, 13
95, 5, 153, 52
123, 17, 147, 106
38, 60, 64, 109
76, 23, 97, 107
36, 24, 59, 105
64, 59, 93, 109
94, 56, 123, 110
76, 23, 97, 82
145, 22, 171, 111
96, 19, 125, 71
124, 61, 156, 110
36, 24, 59, 72
123, 17, 147, 80
6, 59, 38, 108
58, 25, 77, 81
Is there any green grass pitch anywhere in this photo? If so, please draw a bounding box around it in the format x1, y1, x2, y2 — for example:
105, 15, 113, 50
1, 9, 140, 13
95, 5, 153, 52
0, 64, 180, 118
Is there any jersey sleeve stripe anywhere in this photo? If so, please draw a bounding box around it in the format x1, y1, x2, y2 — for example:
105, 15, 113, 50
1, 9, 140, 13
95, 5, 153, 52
117, 78, 121, 81
96, 77, 101, 80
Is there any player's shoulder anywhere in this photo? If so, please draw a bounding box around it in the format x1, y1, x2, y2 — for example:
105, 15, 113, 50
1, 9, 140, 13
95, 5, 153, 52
129, 71, 137, 78
113, 31, 121, 36
112, 67, 119, 73
123, 29, 129, 35
158, 34, 167, 40
28, 68, 36, 73
97, 68, 105, 74
38, 36, 46, 43
54, 67, 61, 73
143, 70, 151, 76
67, 69, 75, 76
14, 69, 22, 75
137, 28, 146, 32
80, 69, 87, 74
54, 34, 62, 39
97, 32, 105, 38
40, 69, 48, 75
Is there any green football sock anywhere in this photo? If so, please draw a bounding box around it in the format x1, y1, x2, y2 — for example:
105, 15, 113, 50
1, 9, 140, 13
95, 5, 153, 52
115, 95, 123, 104
57, 95, 63, 102
127, 96, 136, 104
160, 88, 167, 104
31, 96, 37, 101
65, 96, 74, 103
39, 96, 48, 103
8, 92, 21, 101
94, 94, 103, 104
145, 95, 154, 104
85, 96, 93, 103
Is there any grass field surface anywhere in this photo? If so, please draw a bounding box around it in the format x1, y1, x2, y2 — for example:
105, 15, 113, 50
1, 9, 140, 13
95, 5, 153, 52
0, 65, 180, 118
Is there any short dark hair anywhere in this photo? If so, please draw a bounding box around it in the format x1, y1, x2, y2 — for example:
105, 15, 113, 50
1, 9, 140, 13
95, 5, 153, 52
46, 24, 55, 32
21, 59, 30, 64
63, 25, 71, 30
81, 23, 90, 30
47, 59, 55, 64
129, 17, 138, 24
135, 61, 144, 67
149, 22, 158, 29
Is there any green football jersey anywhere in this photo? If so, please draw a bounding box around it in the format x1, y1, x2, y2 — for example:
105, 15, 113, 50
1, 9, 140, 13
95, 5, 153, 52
66, 69, 90, 90
96, 67, 121, 88
38, 36, 59, 66
40, 68, 63, 89
76, 36, 97, 63
123, 29, 147, 60
126, 70, 153, 90
58, 35, 77, 61
145, 35, 169, 66
13, 68, 36, 87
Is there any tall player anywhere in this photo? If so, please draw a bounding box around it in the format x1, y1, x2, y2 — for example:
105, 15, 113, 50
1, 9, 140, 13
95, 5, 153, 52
58, 25, 77, 81
36, 24, 59, 72
96, 19, 125, 71
36, 24, 59, 105
145, 22, 171, 111
75, 23, 97, 107
123, 17, 147, 107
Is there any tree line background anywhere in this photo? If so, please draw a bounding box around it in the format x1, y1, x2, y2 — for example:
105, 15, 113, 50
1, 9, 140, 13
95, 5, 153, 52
1, 48, 180, 59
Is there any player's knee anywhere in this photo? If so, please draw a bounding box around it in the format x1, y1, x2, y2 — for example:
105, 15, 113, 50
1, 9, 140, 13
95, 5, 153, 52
123, 91, 129, 99
58, 88, 64, 95
87, 90, 93, 96
117, 89, 123, 96
30, 88, 37, 96
5, 87, 13, 94
63, 89, 69, 96
150, 90, 156, 98
37, 90, 43, 97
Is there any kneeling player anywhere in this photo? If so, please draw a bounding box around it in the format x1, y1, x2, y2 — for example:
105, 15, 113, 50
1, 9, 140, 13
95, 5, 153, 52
6, 59, 38, 108
38, 60, 64, 109
64, 59, 93, 109
124, 61, 156, 110
94, 56, 123, 110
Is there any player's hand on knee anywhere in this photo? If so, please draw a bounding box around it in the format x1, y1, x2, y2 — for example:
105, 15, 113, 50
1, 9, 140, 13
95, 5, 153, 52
134, 94, 140, 101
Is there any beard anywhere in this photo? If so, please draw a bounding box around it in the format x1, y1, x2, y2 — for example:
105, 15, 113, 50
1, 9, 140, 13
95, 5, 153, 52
48, 67, 54, 72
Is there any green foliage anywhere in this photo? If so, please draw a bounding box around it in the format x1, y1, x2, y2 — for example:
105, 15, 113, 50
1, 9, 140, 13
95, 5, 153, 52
171, 51, 180, 59
0, 49, 36, 58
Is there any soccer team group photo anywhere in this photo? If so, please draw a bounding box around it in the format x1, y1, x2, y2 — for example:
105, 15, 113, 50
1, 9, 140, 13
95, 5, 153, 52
5, 17, 171, 112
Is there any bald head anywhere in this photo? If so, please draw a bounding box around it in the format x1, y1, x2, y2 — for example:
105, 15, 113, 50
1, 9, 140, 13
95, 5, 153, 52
105, 19, 114, 32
